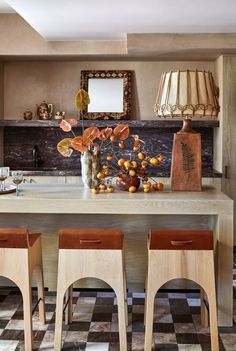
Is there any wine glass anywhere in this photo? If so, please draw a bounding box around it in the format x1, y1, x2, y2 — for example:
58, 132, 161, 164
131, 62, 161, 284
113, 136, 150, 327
0, 167, 10, 192
11, 170, 23, 196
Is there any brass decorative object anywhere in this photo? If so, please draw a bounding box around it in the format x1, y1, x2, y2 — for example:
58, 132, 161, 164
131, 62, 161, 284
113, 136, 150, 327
154, 70, 220, 191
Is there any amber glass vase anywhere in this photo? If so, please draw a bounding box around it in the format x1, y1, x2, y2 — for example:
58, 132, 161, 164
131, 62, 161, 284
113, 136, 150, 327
116, 174, 140, 191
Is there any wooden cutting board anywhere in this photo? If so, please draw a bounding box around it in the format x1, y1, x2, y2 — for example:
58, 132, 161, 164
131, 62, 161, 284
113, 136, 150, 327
171, 132, 202, 191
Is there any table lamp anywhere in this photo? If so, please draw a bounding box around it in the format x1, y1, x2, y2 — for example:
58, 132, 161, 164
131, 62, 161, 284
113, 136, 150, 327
154, 70, 220, 191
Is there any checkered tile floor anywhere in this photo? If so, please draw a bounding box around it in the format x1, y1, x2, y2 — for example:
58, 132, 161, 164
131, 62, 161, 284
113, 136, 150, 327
0, 267, 235, 351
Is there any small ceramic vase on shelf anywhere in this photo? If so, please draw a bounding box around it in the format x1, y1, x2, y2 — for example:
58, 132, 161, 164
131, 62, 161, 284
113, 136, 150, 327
23, 110, 33, 120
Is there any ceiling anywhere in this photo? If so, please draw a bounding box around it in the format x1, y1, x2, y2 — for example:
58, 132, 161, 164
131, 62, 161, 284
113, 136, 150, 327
1, 0, 236, 41
0, 0, 14, 12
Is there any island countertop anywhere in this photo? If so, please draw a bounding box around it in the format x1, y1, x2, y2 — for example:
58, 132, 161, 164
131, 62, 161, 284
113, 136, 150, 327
0, 184, 232, 215
0, 184, 233, 327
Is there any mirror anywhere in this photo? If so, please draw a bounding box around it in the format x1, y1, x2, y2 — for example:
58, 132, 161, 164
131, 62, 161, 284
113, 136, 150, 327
80, 70, 132, 120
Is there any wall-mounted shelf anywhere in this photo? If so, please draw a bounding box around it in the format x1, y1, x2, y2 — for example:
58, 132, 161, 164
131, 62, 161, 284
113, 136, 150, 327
0, 119, 219, 128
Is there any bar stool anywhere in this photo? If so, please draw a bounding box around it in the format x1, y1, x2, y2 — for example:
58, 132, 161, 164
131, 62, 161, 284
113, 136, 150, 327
0, 228, 46, 351
144, 229, 219, 351
54, 228, 128, 351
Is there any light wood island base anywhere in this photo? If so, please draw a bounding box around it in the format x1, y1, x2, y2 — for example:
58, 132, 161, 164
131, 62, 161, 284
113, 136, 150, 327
0, 184, 233, 327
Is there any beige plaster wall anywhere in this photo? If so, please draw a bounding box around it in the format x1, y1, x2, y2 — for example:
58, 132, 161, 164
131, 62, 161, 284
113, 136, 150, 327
4, 60, 215, 120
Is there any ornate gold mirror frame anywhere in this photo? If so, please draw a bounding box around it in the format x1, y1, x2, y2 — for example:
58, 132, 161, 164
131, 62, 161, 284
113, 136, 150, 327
80, 70, 132, 120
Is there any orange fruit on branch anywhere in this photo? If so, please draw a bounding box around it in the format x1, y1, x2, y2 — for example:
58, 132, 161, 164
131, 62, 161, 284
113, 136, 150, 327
143, 187, 150, 193
97, 172, 105, 180
110, 135, 117, 142
141, 160, 148, 168
118, 158, 125, 167
119, 142, 125, 149
99, 184, 107, 190
107, 155, 114, 161
124, 161, 131, 169
157, 182, 164, 190
150, 157, 159, 166
131, 161, 138, 168
129, 170, 136, 177
138, 152, 146, 160
143, 183, 151, 190
91, 187, 100, 194
157, 154, 164, 161
107, 186, 115, 193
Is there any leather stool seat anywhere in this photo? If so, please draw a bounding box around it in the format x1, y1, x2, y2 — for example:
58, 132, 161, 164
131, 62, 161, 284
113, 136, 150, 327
149, 229, 213, 250
0, 228, 45, 351
59, 229, 123, 249
0, 228, 41, 248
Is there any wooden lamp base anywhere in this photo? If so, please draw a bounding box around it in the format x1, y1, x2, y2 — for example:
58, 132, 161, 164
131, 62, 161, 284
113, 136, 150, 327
171, 119, 202, 191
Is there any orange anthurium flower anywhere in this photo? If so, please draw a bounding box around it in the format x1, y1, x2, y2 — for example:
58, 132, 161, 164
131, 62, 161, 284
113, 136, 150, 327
98, 127, 113, 141
60, 118, 78, 132
71, 136, 88, 153
66, 118, 78, 126
83, 127, 100, 143
60, 119, 72, 132
57, 138, 73, 157
75, 89, 90, 110
113, 124, 130, 140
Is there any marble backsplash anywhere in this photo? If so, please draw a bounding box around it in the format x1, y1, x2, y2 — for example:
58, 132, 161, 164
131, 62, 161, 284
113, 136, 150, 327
4, 126, 215, 177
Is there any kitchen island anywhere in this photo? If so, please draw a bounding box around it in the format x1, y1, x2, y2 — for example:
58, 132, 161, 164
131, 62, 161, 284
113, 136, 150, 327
0, 184, 233, 327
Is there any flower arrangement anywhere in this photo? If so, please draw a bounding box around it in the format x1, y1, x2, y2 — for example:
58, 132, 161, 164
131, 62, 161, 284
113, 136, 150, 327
57, 89, 164, 193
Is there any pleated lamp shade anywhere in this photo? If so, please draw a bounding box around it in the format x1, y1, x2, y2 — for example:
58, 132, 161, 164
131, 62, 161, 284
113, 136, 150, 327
154, 70, 220, 118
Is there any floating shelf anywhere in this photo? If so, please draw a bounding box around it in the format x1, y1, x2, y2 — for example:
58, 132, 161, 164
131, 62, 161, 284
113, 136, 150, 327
0, 119, 219, 128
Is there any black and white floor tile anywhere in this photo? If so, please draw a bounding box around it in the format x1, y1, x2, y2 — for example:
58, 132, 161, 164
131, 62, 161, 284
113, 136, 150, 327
0, 267, 235, 351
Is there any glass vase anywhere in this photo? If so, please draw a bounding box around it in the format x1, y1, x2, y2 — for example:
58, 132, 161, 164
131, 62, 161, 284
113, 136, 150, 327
81, 147, 101, 189
116, 174, 140, 191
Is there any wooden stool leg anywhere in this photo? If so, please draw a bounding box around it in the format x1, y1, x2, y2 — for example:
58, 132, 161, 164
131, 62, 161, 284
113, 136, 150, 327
208, 290, 219, 351
123, 268, 128, 327
200, 288, 209, 327
144, 289, 155, 351
65, 284, 73, 325
116, 285, 127, 351
54, 288, 65, 351
144, 267, 148, 326
35, 265, 46, 325
203, 257, 219, 351
22, 283, 33, 351
144, 263, 157, 351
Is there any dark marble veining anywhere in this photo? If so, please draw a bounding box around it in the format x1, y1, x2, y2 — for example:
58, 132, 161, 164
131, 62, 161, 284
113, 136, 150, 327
3, 125, 218, 177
